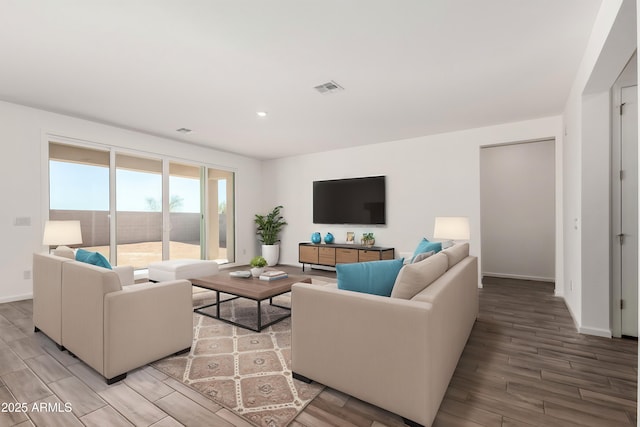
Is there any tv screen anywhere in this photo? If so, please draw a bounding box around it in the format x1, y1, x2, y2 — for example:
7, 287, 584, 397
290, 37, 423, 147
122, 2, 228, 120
313, 176, 386, 225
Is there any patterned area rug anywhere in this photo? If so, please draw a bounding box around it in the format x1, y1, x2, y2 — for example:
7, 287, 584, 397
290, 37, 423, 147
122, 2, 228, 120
152, 292, 324, 427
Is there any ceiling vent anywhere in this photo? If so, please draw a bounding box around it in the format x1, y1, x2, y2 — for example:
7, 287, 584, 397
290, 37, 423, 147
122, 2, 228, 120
176, 128, 193, 134
314, 80, 344, 94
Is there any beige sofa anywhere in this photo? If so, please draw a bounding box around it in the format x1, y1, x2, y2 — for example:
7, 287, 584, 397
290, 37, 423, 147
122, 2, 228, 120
33, 253, 193, 384
291, 243, 478, 427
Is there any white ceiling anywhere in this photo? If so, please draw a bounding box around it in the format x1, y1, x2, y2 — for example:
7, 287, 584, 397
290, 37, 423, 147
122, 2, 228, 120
0, 0, 602, 160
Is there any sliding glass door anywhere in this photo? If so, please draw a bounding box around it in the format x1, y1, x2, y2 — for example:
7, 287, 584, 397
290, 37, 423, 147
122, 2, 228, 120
115, 154, 163, 268
208, 168, 235, 263
169, 162, 202, 260
49, 141, 235, 269
48, 143, 110, 257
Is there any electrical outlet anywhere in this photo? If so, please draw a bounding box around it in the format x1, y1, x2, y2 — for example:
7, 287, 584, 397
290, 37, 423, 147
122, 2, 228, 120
23, 270, 31, 280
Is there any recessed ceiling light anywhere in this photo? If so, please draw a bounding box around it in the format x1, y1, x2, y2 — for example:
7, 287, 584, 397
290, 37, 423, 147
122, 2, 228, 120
256, 111, 268, 117
176, 127, 192, 134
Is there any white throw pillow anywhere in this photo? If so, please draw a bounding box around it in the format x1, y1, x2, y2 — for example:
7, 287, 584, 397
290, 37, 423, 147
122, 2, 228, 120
390, 252, 448, 300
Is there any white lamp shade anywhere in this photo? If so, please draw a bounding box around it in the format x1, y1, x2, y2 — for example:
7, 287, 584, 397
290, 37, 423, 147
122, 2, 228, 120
42, 220, 83, 246
433, 217, 470, 240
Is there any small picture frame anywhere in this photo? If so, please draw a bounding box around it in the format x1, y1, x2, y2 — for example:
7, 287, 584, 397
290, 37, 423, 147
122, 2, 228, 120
346, 231, 355, 244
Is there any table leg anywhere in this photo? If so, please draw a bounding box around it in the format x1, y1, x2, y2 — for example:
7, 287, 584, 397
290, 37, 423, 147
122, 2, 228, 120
216, 290, 221, 319
257, 300, 262, 330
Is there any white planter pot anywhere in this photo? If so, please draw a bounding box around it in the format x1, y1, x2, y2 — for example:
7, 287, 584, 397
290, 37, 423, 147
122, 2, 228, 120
262, 244, 280, 266
250, 267, 264, 277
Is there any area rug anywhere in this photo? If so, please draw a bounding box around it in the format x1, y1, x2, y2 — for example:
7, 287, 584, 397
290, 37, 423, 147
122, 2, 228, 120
152, 292, 324, 427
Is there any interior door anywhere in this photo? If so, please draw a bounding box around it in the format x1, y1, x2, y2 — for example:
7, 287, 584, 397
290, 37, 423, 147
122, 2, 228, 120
620, 85, 638, 337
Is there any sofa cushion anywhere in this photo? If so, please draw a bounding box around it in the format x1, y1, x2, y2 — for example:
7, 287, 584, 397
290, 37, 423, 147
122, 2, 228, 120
52, 245, 75, 259
337, 258, 404, 297
412, 250, 434, 264
391, 252, 448, 299
412, 238, 442, 260
441, 243, 469, 269
75, 249, 112, 270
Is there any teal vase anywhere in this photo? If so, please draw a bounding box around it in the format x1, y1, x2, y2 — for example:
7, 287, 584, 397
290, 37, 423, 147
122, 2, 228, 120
311, 232, 321, 244
324, 232, 334, 244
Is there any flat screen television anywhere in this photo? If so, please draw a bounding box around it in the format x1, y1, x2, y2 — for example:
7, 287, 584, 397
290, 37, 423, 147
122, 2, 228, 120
313, 176, 386, 224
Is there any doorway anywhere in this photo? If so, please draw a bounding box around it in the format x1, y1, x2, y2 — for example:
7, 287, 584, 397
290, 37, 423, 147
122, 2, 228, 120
611, 53, 638, 338
480, 140, 555, 283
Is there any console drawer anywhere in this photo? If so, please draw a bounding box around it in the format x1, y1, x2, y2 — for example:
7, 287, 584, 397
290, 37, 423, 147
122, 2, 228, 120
319, 247, 336, 266
336, 248, 358, 264
299, 245, 318, 264
358, 249, 382, 262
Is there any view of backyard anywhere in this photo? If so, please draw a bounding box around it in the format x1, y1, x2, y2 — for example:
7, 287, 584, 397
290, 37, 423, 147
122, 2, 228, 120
49, 142, 235, 270
83, 241, 228, 270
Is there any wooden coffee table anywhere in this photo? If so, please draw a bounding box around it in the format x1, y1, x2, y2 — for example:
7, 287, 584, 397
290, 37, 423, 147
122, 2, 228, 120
190, 273, 311, 332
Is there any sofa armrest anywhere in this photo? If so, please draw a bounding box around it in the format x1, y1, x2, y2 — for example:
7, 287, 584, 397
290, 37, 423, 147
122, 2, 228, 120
103, 280, 193, 379
291, 283, 435, 425
113, 265, 134, 286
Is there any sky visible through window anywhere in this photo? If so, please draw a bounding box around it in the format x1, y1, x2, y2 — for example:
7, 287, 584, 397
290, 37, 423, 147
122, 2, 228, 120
50, 161, 225, 212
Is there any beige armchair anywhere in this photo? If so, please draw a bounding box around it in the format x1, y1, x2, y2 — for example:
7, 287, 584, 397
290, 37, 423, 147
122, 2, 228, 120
33, 252, 137, 350
60, 260, 193, 384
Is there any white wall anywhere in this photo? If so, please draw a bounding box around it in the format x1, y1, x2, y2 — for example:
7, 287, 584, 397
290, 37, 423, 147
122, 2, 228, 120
0, 100, 263, 303
561, 0, 635, 336
263, 116, 563, 290
480, 140, 555, 281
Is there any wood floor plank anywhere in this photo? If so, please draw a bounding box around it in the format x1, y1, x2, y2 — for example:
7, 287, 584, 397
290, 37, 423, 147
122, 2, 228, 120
579, 387, 637, 409
439, 397, 503, 426
2, 368, 52, 404
543, 400, 632, 427
154, 391, 235, 427
0, 347, 28, 377
160, 375, 225, 414
0, 325, 27, 345
98, 383, 167, 426
124, 368, 174, 402
27, 395, 83, 427
48, 376, 106, 417
432, 410, 487, 427
80, 406, 134, 427
0, 385, 30, 426
23, 353, 71, 385
341, 395, 405, 426
7, 336, 46, 360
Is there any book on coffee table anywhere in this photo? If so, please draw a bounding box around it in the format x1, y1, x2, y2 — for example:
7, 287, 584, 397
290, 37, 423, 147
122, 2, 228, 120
259, 270, 288, 281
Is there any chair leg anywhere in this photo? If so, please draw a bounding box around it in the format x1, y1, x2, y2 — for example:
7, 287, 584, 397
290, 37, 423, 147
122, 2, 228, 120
292, 372, 312, 384
174, 347, 191, 356
402, 417, 424, 427
106, 373, 127, 385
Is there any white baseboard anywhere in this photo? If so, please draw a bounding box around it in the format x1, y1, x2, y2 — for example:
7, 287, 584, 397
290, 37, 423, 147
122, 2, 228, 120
482, 272, 555, 283
578, 325, 612, 338
0, 293, 33, 304
563, 299, 612, 337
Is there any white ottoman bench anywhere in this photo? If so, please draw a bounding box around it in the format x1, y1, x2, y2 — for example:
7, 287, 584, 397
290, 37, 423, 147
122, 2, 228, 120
148, 259, 219, 282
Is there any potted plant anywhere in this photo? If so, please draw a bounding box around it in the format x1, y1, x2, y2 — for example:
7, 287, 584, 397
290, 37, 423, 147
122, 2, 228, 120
254, 205, 288, 266
250, 256, 267, 277
361, 232, 375, 247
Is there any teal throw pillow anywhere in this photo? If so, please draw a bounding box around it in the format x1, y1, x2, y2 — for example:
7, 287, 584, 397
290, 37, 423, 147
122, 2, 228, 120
337, 258, 404, 297
412, 238, 442, 260
75, 249, 112, 270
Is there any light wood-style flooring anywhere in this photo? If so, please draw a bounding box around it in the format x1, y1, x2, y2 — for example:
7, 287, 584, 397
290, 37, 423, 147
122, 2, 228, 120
0, 274, 636, 426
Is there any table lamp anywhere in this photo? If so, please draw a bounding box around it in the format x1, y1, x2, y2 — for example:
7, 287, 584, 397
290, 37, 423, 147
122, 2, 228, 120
433, 216, 470, 247
42, 220, 83, 251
